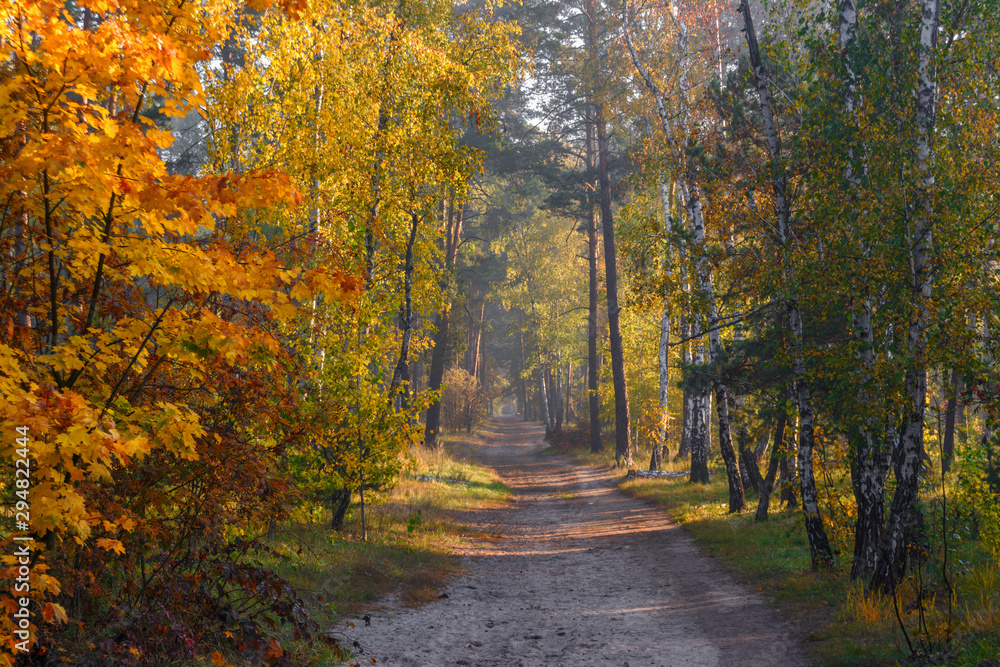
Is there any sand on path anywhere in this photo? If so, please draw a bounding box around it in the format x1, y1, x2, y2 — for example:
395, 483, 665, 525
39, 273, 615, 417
343, 417, 810, 667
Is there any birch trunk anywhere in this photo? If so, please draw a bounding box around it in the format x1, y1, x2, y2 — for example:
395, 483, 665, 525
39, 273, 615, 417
872, 0, 939, 592
837, 0, 890, 582
625, 0, 733, 487
756, 408, 788, 521
623, 2, 682, 465
555, 362, 564, 432
689, 344, 711, 483
540, 367, 553, 435
651, 301, 669, 471
651, 181, 673, 471
679, 324, 693, 459
740, 0, 833, 563
689, 183, 743, 511
851, 429, 893, 579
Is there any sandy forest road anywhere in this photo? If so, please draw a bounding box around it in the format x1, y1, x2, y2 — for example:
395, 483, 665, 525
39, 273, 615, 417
345, 417, 810, 666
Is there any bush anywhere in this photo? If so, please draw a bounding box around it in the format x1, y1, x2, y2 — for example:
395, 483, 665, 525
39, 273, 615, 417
441, 369, 484, 432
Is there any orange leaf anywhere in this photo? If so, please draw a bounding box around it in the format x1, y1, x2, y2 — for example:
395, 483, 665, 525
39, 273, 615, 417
42, 602, 68, 624
265, 638, 283, 660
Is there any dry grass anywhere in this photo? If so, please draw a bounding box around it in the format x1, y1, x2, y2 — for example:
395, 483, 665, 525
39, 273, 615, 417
191, 432, 511, 665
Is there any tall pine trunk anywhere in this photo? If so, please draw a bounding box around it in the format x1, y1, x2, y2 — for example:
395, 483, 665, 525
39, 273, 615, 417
585, 108, 604, 453
597, 105, 632, 467
588, 1, 631, 466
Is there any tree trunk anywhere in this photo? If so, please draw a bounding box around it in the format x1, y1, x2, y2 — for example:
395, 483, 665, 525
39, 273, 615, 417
424, 199, 463, 446
596, 102, 632, 467
678, 321, 693, 459
871, 0, 939, 593
540, 367, 553, 434
389, 213, 419, 399
838, 0, 890, 583
851, 428, 893, 580
331, 488, 351, 531
942, 369, 961, 472
424, 313, 449, 444
565, 361, 574, 423
793, 335, 834, 569
588, 0, 631, 466
585, 106, 604, 454
683, 175, 743, 510
715, 386, 743, 510
780, 419, 798, 508
555, 362, 564, 432
689, 345, 711, 483
518, 330, 528, 421
652, 180, 674, 471
740, 0, 832, 564
739, 426, 762, 493
754, 424, 772, 459
756, 408, 788, 521
471, 300, 485, 381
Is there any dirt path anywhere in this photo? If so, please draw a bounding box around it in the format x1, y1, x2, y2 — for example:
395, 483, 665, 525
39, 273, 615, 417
344, 417, 810, 666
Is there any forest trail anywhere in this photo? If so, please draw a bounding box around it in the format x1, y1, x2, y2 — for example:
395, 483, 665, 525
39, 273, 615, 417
344, 417, 811, 666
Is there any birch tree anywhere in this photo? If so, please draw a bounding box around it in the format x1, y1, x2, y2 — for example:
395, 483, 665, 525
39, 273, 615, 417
871, 0, 941, 592
738, 0, 833, 563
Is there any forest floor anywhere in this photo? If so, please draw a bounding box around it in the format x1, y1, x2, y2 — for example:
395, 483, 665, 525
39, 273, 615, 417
342, 416, 809, 666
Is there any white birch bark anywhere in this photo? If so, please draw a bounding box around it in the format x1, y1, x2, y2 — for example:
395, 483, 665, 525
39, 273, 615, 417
539, 367, 553, 434
874, 0, 939, 591
655, 181, 673, 464
688, 178, 743, 510
739, 0, 832, 565
623, 2, 678, 468
839, 0, 889, 582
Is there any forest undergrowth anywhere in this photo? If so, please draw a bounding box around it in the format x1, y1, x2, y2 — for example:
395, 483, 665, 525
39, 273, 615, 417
546, 426, 1000, 667
182, 434, 511, 667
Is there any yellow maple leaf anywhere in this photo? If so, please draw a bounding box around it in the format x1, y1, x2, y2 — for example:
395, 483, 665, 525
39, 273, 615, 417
96, 538, 125, 555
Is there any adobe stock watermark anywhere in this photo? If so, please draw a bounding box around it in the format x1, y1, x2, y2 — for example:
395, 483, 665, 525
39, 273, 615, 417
11, 425, 33, 653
